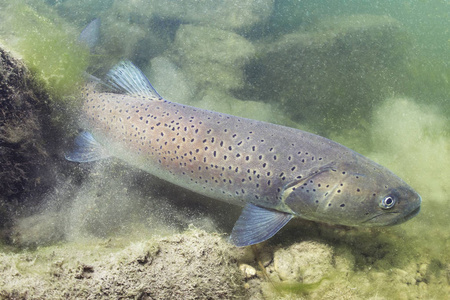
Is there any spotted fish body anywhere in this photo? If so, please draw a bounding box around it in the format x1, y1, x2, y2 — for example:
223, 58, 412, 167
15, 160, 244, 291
67, 61, 421, 246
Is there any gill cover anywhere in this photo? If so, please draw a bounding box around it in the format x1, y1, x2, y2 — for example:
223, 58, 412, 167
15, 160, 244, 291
280, 164, 339, 218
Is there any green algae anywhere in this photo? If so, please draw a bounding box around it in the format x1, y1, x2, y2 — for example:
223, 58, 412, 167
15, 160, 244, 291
0, 1, 89, 106
272, 278, 327, 295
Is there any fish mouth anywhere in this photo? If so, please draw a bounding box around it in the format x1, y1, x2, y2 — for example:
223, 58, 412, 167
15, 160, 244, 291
389, 205, 421, 225
362, 205, 421, 226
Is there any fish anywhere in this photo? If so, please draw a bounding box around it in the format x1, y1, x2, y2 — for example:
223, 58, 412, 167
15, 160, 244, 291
66, 61, 421, 246
66, 21, 421, 247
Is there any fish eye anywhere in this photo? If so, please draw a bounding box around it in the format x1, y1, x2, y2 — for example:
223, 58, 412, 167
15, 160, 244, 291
380, 195, 396, 209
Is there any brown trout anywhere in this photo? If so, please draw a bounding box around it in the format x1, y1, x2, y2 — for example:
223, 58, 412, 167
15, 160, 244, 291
66, 60, 421, 246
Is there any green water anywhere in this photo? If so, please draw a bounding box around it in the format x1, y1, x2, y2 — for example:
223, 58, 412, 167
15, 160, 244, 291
0, 0, 448, 299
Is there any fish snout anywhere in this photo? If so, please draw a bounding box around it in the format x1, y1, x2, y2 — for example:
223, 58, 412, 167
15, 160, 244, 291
362, 188, 421, 226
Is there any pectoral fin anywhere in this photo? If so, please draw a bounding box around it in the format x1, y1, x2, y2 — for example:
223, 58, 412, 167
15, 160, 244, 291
230, 203, 293, 247
65, 131, 110, 162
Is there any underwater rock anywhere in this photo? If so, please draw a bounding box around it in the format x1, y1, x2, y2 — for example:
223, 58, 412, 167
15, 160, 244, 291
150, 0, 274, 31
391, 268, 416, 286
196, 89, 277, 123
53, 0, 274, 32
333, 246, 356, 274
102, 17, 149, 62
273, 241, 333, 284
0, 48, 57, 227
146, 56, 195, 104
100, 14, 173, 66
0, 229, 248, 299
170, 24, 255, 92
96, 0, 270, 63
246, 14, 410, 133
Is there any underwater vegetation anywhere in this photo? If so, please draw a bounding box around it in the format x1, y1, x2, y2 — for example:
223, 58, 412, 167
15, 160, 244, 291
0, 0, 449, 299
0, 0, 89, 104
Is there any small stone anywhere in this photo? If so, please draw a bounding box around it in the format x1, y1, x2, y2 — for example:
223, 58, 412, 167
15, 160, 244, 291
240, 264, 257, 279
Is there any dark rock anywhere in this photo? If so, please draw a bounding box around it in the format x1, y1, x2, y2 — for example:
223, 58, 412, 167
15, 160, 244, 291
0, 48, 58, 231
245, 15, 410, 134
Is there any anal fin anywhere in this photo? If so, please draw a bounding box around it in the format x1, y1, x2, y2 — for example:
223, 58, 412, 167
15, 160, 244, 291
230, 203, 293, 247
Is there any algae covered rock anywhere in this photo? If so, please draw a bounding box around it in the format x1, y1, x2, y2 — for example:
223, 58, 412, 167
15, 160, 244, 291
170, 25, 256, 92
80, 0, 270, 65
273, 241, 333, 284
0, 229, 248, 299
0, 48, 55, 213
196, 89, 277, 123
149, 0, 274, 31
146, 56, 195, 104
246, 14, 410, 133
64, 0, 274, 32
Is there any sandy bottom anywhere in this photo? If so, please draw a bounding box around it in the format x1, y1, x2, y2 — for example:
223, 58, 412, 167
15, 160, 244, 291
1, 208, 449, 300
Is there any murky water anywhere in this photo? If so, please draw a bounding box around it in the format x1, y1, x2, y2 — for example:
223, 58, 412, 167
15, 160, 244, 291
0, 1, 448, 299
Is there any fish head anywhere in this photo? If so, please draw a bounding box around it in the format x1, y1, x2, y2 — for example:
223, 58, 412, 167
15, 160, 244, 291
281, 160, 421, 227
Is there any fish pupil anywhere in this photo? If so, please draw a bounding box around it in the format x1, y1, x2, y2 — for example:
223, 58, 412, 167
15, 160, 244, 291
380, 195, 396, 209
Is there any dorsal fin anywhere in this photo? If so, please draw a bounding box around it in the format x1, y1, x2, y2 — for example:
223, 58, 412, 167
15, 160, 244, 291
105, 60, 162, 99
